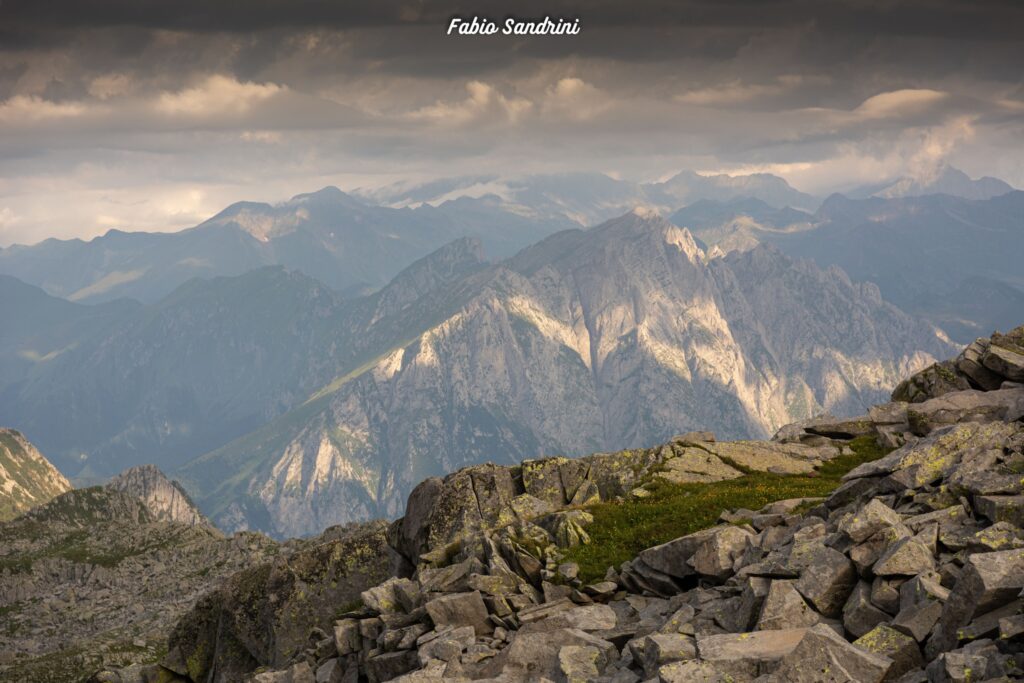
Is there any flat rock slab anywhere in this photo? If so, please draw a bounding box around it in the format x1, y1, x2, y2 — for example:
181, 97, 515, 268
696, 628, 807, 665
700, 441, 836, 474
659, 448, 744, 484
424, 592, 493, 636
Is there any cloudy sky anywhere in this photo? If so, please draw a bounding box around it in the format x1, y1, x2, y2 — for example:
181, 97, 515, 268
1, 0, 1022, 245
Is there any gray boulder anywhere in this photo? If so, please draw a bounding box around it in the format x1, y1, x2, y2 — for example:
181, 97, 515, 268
424, 592, 493, 636
772, 624, 892, 683
853, 624, 923, 680
794, 544, 856, 617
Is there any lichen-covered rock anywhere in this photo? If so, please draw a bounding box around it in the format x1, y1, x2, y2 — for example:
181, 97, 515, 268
853, 624, 923, 680
773, 624, 893, 682
793, 543, 856, 617
892, 361, 971, 404
689, 525, 754, 581
696, 629, 807, 678
756, 579, 822, 631
424, 592, 492, 636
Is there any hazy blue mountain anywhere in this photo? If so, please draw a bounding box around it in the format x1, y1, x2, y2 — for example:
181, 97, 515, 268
0, 239, 490, 482
673, 192, 1024, 342
668, 198, 814, 253
0, 268, 352, 478
0, 187, 573, 304
361, 171, 819, 227
649, 170, 818, 211
771, 192, 1024, 339
670, 198, 813, 232
175, 212, 949, 537
0, 274, 140, 386
850, 165, 1015, 200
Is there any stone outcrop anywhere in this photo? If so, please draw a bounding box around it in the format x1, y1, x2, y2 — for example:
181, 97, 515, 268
94, 325, 1024, 683
893, 326, 1024, 403
106, 464, 210, 527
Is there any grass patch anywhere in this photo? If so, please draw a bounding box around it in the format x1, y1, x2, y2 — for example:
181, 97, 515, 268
563, 436, 890, 582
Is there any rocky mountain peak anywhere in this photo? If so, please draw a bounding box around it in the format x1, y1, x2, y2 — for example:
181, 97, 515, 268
370, 237, 488, 321
0, 428, 71, 521
105, 464, 209, 527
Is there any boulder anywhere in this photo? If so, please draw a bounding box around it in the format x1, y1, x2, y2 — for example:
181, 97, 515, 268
658, 449, 743, 484
248, 662, 315, 683
485, 628, 617, 680
557, 645, 606, 683
892, 361, 971, 404
873, 537, 936, 577
850, 525, 912, 576
537, 510, 594, 548
839, 499, 905, 543
524, 604, 618, 632
521, 458, 568, 508
417, 626, 474, 663
418, 559, 484, 594
756, 579, 822, 631
314, 659, 344, 683
793, 544, 856, 617
929, 548, 1024, 654
362, 577, 414, 614
333, 619, 361, 657
689, 526, 753, 581
891, 600, 942, 643
853, 624, 924, 681
973, 495, 1024, 526
700, 441, 834, 475
954, 338, 1004, 391
843, 581, 892, 638
898, 571, 949, 611
424, 592, 493, 636
364, 651, 419, 683
804, 415, 877, 439
696, 629, 807, 678
905, 389, 1024, 436
636, 527, 727, 580
640, 633, 696, 675
773, 624, 892, 683
982, 331, 1024, 382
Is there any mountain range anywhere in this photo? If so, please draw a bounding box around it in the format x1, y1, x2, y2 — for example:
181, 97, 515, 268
1, 209, 948, 537
849, 164, 1015, 200
668, 191, 1024, 341
3, 167, 1020, 537
360, 170, 818, 224
175, 212, 949, 537
0, 187, 574, 304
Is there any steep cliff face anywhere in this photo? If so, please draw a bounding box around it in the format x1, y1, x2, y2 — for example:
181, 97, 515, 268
0, 428, 71, 521
183, 212, 950, 537
106, 464, 209, 527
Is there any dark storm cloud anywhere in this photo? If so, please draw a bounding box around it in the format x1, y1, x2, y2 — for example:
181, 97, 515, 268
0, 1, 1022, 245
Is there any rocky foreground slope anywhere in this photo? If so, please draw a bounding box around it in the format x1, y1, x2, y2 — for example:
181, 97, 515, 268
0, 428, 72, 522
0, 467, 284, 682
90, 325, 1024, 683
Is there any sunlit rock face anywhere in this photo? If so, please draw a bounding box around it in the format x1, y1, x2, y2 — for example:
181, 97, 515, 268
190, 212, 948, 537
